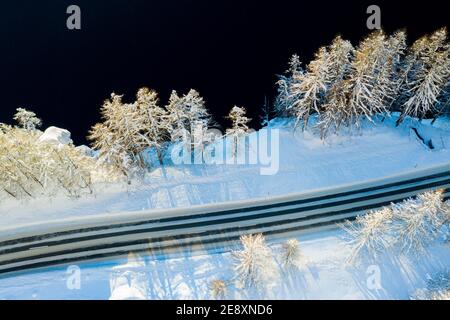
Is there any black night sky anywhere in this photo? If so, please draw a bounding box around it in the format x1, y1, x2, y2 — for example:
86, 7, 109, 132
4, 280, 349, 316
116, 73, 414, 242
0, 0, 448, 145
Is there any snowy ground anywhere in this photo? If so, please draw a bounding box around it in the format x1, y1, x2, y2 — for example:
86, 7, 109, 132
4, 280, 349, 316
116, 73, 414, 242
0, 114, 449, 300
1, 114, 450, 227
0, 228, 448, 300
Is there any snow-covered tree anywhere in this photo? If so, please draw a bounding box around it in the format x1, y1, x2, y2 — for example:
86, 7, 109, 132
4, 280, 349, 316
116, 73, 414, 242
274, 54, 303, 116
226, 106, 252, 159
391, 190, 448, 255
209, 279, 228, 300
327, 35, 354, 85
90, 88, 176, 174
345, 31, 392, 124
185, 89, 211, 126
232, 234, 279, 295
134, 87, 170, 162
318, 79, 352, 139
166, 89, 212, 145
165, 90, 188, 142
13, 108, 42, 131
307, 36, 353, 138
397, 28, 450, 124
226, 106, 251, 136
341, 207, 394, 265
342, 189, 448, 264
89, 93, 145, 177
374, 31, 407, 110
291, 47, 331, 129
280, 239, 304, 269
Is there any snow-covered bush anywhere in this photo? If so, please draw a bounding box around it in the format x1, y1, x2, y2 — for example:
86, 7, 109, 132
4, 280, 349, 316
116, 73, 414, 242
0, 123, 98, 200
280, 239, 304, 269
209, 279, 228, 300
232, 234, 279, 294
342, 190, 449, 264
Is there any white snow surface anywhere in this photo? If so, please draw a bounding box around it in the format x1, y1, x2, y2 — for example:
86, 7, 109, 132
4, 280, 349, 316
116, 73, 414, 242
0, 114, 450, 300
1, 114, 450, 227
0, 228, 447, 300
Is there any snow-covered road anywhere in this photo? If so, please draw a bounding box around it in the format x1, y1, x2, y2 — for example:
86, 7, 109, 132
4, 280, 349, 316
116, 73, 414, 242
1, 163, 448, 277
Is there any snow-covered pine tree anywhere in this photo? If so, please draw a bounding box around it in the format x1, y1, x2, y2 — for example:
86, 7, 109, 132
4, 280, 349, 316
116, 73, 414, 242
184, 89, 211, 128
134, 87, 170, 163
232, 234, 279, 296
13, 108, 42, 131
165, 90, 189, 143
391, 189, 448, 255
274, 54, 303, 116
315, 36, 354, 138
395, 34, 430, 113
341, 207, 394, 265
374, 31, 407, 111
209, 279, 228, 300
89, 93, 144, 176
226, 106, 251, 136
184, 89, 213, 152
226, 106, 251, 159
327, 35, 354, 85
290, 47, 331, 129
166, 89, 213, 154
345, 31, 390, 125
318, 79, 352, 139
342, 189, 448, 264
397, 28, 450, 124
280, 239, 304, 269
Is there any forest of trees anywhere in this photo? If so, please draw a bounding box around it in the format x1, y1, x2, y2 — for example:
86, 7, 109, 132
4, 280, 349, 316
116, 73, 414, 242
275, 28, 449, 138
1, 28, 448, 199
87, 27, 448, 178
88, 88, 251, 178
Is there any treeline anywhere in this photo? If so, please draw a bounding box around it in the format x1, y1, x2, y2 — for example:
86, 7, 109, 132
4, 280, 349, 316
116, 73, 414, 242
274, 28, 450, 138
2, 28, 449, 200
88, 88, 251, 178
